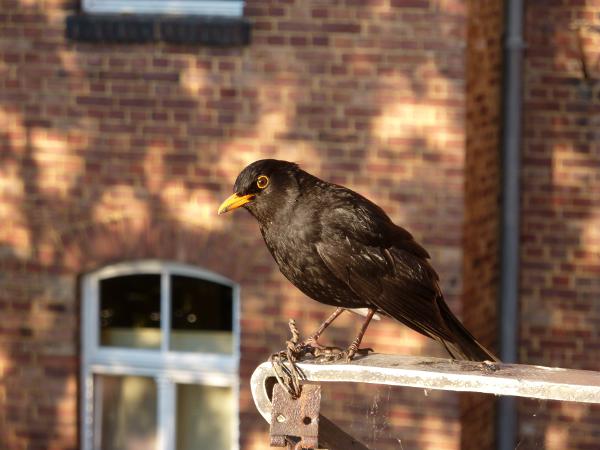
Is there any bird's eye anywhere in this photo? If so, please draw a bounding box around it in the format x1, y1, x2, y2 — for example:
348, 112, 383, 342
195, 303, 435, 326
257, 175, 269, 189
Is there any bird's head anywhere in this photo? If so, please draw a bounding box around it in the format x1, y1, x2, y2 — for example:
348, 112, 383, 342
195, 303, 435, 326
218, 159, 301, 221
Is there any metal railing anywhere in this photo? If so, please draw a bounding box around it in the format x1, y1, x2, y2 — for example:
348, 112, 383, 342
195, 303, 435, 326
250, 354, 600, 449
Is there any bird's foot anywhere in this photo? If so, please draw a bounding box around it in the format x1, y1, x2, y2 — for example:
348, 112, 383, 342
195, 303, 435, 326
298, 336, 331, 351
315, 344, 373, 362
313, 345, 344, 360
285, 339, 337, 362
283, 322, 374, 363
286, 340, 316, 361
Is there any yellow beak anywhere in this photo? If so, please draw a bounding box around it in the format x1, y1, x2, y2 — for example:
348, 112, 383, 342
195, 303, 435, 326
218, 193, 255, 215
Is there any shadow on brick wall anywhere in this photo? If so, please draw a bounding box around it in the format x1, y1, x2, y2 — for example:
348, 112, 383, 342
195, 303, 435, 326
0, 0, 479, 448
516, 0, 600, 449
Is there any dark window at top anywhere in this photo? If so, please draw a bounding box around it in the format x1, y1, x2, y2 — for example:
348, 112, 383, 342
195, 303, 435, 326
99, 274, 162, 349
100, 274, 161, 329
171, 275, 233, 332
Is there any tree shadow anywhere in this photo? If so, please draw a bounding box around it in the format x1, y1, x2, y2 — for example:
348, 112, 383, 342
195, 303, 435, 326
517, 1, 600, 448
0, 0, 477, 449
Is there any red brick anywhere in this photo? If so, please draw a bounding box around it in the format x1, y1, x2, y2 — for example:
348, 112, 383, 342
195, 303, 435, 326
391, 0, 430, 8
3, 0, 596, 449
321, 23, 361, 33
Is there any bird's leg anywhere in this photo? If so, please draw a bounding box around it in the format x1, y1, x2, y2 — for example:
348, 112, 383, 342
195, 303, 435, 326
300, 307, 345, 350
315, 308, 376, 362
286, 308, 345, 361
339, 308, 376, 361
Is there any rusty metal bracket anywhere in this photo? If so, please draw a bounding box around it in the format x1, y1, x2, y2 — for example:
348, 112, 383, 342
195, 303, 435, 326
253, 354, 600, 449
270, 383, 322, 449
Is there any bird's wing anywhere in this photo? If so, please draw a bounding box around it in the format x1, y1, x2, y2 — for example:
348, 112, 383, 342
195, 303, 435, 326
317, 186, 432, 259
315, 201, 454, 341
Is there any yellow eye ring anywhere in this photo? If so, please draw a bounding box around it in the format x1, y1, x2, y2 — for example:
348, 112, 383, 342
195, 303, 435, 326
257, 175, 269, 189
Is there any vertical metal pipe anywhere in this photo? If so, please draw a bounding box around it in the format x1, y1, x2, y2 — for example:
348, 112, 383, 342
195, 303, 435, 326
498, 0, 524, 449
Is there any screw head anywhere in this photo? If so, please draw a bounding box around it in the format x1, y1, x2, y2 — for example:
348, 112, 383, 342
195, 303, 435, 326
276, 414, 286, 423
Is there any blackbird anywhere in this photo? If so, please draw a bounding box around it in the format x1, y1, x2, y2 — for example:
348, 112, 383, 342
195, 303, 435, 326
218, 159, 498, 362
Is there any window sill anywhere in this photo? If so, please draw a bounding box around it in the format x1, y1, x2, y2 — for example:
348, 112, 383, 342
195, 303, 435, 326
66, 13, 251, 46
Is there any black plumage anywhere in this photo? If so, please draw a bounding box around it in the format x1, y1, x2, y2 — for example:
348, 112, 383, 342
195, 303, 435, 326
218, 159, 498, 362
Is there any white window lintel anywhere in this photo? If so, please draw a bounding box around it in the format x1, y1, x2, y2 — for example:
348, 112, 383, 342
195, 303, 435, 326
83, 0, 244, 17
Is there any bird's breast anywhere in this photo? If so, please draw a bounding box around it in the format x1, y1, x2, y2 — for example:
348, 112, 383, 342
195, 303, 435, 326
260, 221, 367, 308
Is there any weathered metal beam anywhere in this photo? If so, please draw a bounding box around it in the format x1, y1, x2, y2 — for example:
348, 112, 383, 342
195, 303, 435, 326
251, 353, 600, 427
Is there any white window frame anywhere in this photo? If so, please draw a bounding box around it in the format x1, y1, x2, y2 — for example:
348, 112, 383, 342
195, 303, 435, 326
83, 0, 244, 17
81, 260, 240, 450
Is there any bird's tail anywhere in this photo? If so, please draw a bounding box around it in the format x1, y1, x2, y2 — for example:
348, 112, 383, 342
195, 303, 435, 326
436, 297, 500, 362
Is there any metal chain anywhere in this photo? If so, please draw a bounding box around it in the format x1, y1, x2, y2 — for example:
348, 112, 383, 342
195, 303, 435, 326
270, 319, 306, 399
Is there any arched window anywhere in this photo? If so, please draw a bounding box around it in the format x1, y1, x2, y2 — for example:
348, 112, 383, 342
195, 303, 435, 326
81, 261, 239, 450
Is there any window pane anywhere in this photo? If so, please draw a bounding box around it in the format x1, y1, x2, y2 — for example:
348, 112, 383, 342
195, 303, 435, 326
99, 274, 161, 349
95, 374, 157, 450
176, 383, 234, 450
170, 275, 233, 354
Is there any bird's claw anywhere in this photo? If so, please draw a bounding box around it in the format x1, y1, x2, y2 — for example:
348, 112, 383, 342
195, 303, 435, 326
313, 345, 344, 360
315, 346, 373, 362
288, 337, 339, 360
286, 341, 315, 361
299, 337, 328, 351
288, 340, 373, 363
282, 322, 374, 363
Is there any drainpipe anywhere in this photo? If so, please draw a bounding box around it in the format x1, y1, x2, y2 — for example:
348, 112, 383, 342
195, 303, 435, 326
498, 0, 524, 449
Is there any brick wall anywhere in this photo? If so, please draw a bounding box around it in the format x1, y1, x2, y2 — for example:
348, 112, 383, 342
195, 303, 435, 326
519, 0, 600, 448
0, 0, 469, 449
462, 0, 504, 448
